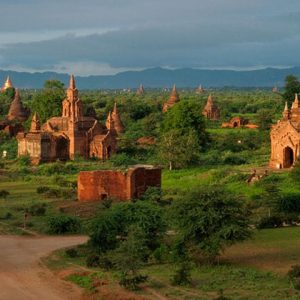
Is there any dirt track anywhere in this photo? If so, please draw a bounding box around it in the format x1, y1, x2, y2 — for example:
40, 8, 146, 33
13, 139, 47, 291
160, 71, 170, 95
0, 235, 88, 300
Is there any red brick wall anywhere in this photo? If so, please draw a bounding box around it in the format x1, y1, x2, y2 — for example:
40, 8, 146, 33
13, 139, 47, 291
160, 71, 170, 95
78, 167, 161, 202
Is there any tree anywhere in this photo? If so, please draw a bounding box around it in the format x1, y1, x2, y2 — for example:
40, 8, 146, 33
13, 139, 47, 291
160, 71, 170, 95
282, 75, 300, 105
30, 80, 65, 123
158, 129, 200, 170
161, 101, 208, 147
256, 108, 273, 130
111, 226, 148, 290
171, 185, 252, 263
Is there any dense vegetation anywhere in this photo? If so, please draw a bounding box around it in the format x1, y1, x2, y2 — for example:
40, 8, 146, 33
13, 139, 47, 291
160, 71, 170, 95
2, 77, 300, 297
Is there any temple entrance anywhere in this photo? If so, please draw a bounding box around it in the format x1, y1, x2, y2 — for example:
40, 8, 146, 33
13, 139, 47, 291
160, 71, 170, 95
283, 147, 294, 168
233, 122, 238, 128
56, 137, 69, 161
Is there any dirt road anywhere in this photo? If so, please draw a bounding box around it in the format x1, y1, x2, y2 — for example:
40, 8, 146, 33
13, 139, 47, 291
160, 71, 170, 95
0, 235, 88, 300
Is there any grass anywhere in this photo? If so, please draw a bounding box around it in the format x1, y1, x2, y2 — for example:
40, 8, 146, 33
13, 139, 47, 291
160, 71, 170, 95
44, 227, 300, 300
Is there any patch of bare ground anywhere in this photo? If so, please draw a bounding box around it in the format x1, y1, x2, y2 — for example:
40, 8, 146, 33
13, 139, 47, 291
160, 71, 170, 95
0, 235, 87, 300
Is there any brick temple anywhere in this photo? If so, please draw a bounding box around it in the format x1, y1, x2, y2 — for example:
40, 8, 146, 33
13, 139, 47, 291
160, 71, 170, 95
202, 94, 220, 120
162, 84, 180, 112
270, 94, 300, 168
78, 165, 161, 202
17, 75, 118, 164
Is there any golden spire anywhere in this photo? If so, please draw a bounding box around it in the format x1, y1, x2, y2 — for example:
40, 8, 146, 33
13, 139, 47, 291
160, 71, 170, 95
2, 76, 13, 91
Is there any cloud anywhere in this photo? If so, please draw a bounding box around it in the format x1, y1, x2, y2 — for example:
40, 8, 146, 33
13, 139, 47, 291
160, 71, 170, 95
0, 0, 300, 74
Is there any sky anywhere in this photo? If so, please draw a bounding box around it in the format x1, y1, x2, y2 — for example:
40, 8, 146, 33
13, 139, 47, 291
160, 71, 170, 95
0, 0, 299, 76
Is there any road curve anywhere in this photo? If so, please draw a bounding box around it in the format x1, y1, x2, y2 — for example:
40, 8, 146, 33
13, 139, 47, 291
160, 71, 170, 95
0, 235, 88, 300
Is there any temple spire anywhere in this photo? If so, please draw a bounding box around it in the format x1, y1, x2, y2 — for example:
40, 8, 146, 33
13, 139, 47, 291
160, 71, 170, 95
30, 112, 40, 132
2, 76, 13, 91
69, 74, 76, 89
283, 102, 290, 120
7, 89, 29, 121
112, 102, 125, 134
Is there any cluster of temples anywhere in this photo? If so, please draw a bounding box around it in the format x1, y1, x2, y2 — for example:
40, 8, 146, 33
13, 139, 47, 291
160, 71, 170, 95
17, 75, 122, 164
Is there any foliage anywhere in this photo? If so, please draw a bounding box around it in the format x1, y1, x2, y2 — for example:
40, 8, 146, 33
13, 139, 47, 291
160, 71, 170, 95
171, 185, 252, 262
112, 227, 148, 290
161, 101, 208, 146
282, 75, 300, 105
28, 203, 46, 216
255, 109, 273, 130
288, 265, 300, 290
158, 129, 200, 170
47, 214, 81, 234
30, 79, 65, 123
256, 216, 283, 229
65, 248, 78, 258
170, 262, 192, 286
89, 201, 165, 253
0, 189, 9, 199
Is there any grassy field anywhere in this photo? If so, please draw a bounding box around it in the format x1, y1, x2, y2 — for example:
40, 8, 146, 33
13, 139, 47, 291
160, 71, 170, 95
44, 227, 300, 300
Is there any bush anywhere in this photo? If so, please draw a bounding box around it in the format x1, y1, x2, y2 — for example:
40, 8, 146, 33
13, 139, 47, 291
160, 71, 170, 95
86, 254, 101, 267
0, 190, 9, 199
288, 265, 300, 290
110, 153, 137, 167
17, 155, 31, 166
65, 248, 78, 258
28, 203, 46, 216
36, 186, 50, 194
47, 215, 81, 234
170, 262, 192, 286
257, 216, 283, 229
119, 274, 148, 291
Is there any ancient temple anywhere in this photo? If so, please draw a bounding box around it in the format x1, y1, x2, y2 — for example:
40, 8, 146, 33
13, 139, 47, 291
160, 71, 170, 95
17, 75, 117, 164
0, 88, 29, 137
202, 94, 220, 120
1, 76, 13, 91
136, 84, 145, 96
162, 84, 180, 113
7, 89, 29, 122
270, 94, 300, 168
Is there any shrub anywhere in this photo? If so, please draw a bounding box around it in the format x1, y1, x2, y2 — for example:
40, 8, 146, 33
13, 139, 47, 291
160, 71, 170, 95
119, 274, 148, 291
65, 248, 78, 258
110, 153, 137, 167
0, 190, 9, 199
288, 265, 300, 290
170, 262, 192, 286
17, 155, 31, 166
86, 254, 101, 267
257, 216, 283, 229
28, 203, 46, 216
36, 186, 50, 194
47, 215, 81, 234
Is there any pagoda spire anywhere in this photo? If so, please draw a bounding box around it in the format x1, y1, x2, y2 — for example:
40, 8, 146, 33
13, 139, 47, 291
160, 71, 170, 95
30, 112, 41, 132
2, 76, 13, 91
112, 102, 125, 134
69, 74, 76, 90
283, 102, 290, 120
7, 89, 29, 121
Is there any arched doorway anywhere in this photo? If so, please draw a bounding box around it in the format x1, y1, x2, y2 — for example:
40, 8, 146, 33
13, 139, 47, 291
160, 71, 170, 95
283, 147, 294, 168
233, 122, 238, 128
56, 136, 69, 161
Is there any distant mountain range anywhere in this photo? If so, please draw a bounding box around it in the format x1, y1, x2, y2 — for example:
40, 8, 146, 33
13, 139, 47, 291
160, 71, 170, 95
1, 67, 299, 89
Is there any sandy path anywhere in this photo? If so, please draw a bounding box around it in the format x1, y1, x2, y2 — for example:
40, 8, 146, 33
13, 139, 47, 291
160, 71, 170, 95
0, 235, 88, 300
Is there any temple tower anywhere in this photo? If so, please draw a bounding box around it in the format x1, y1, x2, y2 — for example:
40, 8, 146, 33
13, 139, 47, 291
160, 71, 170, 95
7, 89, 29, 122
112, 102, 125, 134
162, 84, 180, 112
62, 75, 83, 121
202, 94, 220, 120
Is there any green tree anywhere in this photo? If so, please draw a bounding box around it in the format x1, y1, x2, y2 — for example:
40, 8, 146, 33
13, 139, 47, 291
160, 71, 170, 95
158, 129, 200, 170
161, 101, 208, 146
31, 80, 65, 123
111, 226, 148, 290
171, 185, 252, 263
256, 108, 273, 130
282, 75, 300, 105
